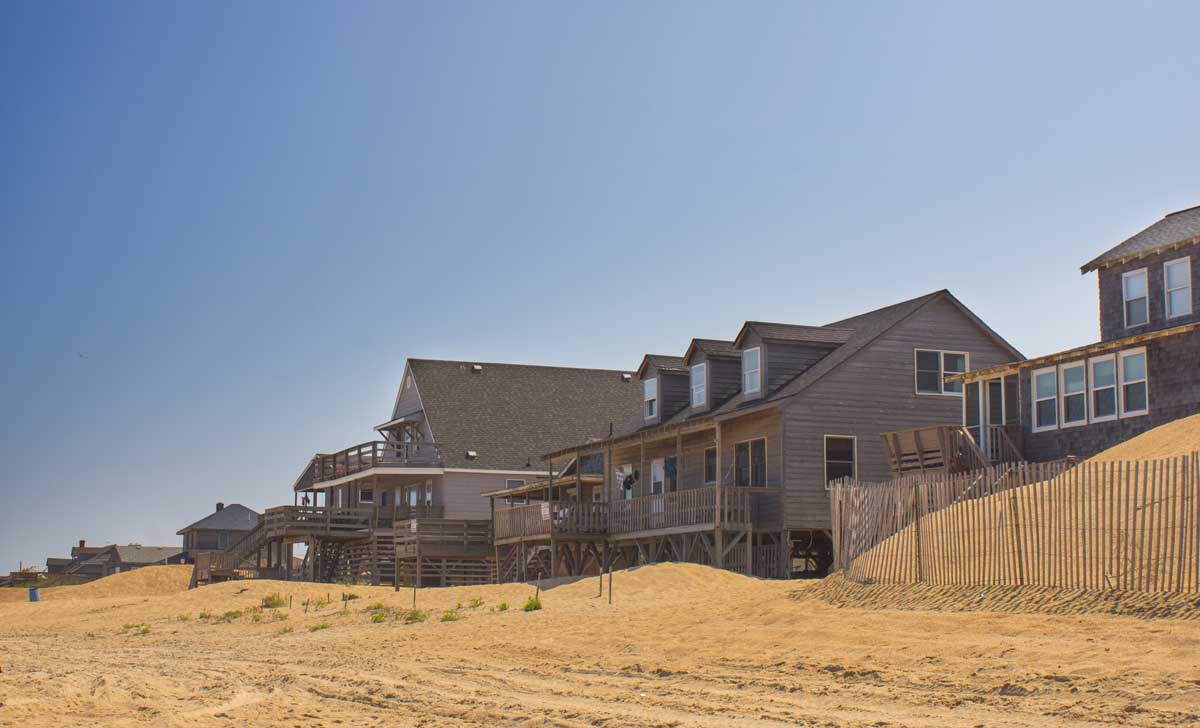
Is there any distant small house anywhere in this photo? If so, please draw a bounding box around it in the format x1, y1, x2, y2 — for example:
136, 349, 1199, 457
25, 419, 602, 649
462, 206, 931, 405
177, 503, 260, 562
72, 544, 186, 578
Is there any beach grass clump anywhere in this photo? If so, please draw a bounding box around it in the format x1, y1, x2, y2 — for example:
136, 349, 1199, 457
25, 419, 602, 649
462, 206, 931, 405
371, 611, 388, 624
468, 597, 484, 609
365, 601, 387, 612
522, 596, 542, 612
401, 608, 430, 624
278, 625, 294, 635
308, 622, 331, 632
495, 602, 509, 612
218, 609, 243, 623
440, 610, 462, 622
261, 592, 287, 609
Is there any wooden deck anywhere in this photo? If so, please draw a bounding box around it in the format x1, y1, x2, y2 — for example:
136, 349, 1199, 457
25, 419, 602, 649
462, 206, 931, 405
294, 440, 443, 490
609, 485, 753, 540
493, 502, 608, 545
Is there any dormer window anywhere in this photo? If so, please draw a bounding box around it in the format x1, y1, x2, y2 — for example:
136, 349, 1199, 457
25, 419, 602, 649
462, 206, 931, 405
643, 378, 658, 419
742, 347, 761, 395
690, 363, 707, 407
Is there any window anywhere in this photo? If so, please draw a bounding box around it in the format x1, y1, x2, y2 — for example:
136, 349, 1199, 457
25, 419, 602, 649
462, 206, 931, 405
1165, 258, 1192, 319
617, 464, 634, 500
505, 478, 526, 506
1059, 361, 1087, 427
742, 347, 761, 394
359, 488, 374, 503
915, 349, 968, 395
1032, 367, 1058, 432
1119, 348, 1148, 417
650, 458, 665, 495
734, 438, 766, 487
643, 378, 658, 419
1088, 355, 1117, 422
690, 363, 707, 407
703, 447, 717, 484
824, 436, 856, 489
1123, 268, 1149, 327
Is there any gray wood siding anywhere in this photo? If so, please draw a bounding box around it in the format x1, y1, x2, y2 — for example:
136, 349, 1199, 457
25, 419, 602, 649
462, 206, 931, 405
659, 371, 691, 421
440, 472, 529, 520
719, 410, 784, 489
708, 357, 742, 409
781, 295, 1018, 530
1098, 241, 1200, 341
764, 341, 838, 392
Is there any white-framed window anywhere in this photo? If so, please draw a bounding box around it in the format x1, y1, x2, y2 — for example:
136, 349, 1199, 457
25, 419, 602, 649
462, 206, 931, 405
823, 435, 856, 489
1059, 361, 1087, 427
1088, 354, 1118, 423
643, 377, 658, 419
690, 363, 707, 407
1032, 366, 1058, 432
703, 446, 717, 484
1119, 348, 1148, 417
650, 458, 665, 495
505, 478, 526, 506
742, 347, 761, 395
915, 349, 968, 395
1123, 268, 1149, 328
734, 438, 767, 487
1165, 257, 1192, 319
359, 488, 374, 503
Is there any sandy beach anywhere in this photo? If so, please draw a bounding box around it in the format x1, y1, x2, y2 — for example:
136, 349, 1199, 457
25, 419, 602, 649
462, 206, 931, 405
2, 563, 1199, 728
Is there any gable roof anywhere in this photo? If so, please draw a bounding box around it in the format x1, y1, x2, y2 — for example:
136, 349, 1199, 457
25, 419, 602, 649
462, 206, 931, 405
546, 290, 1021, 458
409, 359, 642, 471
1081, 204, 1200, 273
682, 338, 739, 363
176, 504, 260, 535
112, 545, 184, 564
732, 321, 853, 348
635, 354, 688, 378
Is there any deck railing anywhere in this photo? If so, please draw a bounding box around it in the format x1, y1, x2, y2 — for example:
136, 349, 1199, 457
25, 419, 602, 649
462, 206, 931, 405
608, 485, 754, 536
494, 501, 609, 541
295, 440, 442, 489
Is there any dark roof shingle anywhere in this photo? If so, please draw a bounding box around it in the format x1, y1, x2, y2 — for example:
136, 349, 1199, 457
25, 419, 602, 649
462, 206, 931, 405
177, 504, 260, 535
1081, 204, 1200, 273
410, 360, 642, 471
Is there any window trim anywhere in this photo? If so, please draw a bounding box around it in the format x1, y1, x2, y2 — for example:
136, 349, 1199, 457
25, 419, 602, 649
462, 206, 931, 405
733, 437, 768, 487
1087, 354, 1118, 424
1164, 257, 1193, 319
823, 434, 857, 491
1032, 366, 1059, 433
359, 488, 375, 503
1122, 268, 1149, 329
914, 349, 969, 396
1118, 347, 1149, 418
505, 478, 527, 506
742, 347, 762, 395
1058, 360, 1088, 429
650, 458, 665, 495
643, 377, 658, 420
690, 362, 707, 408
703, 446, 717, 484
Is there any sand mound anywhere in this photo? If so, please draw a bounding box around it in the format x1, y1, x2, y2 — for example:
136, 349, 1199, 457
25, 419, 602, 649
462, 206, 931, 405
0, 565, 194, 603
1090, 413, 1200, 462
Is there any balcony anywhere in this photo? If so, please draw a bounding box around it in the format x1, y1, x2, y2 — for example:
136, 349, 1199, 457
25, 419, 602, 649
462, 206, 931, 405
494, 501, 609, 543
609, 485, 781, 538
295, 440, 442, 490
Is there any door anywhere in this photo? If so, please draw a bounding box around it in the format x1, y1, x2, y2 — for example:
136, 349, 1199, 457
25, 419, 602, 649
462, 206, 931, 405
980, 378, 1005, 462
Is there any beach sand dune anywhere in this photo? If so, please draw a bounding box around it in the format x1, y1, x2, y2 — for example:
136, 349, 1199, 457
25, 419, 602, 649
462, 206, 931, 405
2, 562, 1199, 727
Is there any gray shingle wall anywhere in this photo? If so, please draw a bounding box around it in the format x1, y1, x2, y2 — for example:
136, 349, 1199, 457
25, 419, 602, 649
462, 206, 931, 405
1098, 241, 1200, 341
1017, 333, 1200, 461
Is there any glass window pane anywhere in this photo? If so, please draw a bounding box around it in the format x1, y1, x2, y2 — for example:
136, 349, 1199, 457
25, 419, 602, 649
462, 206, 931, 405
1123, 382, 1147, 412
943, 353, 966, 374
916, 371, 942, 393
1064, 393, 1087, 423
1122, 352, 1146, 382
1166, 260, 1189, 289
1125, 271, 1147, 299
743, 348, 759, 370
704, 448, 716, 483
643, 378, 657, 399
1035, 371, 1057, 399
944, 380, 963, 394
1091, 359, 1115, 388
1168, 288, 1192, 317
1036, 398, 1057, 428
735, 443, 750, 487
1126, 298, 1148, 326
751, 439, 766, 486
826, 461, 854, 483
1063, 364, 1086, 394
916, 350, 941, 371
825, 437, 854, 461
1093, 388, 1116, 418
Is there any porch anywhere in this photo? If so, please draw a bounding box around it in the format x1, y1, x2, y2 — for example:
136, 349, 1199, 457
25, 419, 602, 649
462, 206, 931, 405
294, 440, 442, 490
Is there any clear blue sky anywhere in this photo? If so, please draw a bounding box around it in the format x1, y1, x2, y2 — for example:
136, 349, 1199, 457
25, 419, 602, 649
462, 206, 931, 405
3, 2, 1199, 571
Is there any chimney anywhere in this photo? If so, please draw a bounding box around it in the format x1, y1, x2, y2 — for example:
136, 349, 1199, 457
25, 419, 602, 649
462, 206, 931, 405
216, 502, 225, 511
79, 539, 86, 548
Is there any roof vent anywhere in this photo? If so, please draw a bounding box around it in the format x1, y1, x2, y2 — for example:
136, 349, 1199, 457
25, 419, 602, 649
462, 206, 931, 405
215, 502, 225, 511
620, 373, 632, 382
466, 450, 478, 459
471, 364, 483, 373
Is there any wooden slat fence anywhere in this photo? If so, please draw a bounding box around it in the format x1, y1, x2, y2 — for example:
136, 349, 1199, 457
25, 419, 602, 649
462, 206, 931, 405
831, 453, 1200, 593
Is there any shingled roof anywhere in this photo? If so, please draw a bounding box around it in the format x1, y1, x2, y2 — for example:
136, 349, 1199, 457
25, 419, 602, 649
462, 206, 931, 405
635, 354, 688, 377
1081, 204, 1200, 273
682, 338, 739, 362
409, 359, 642, 471
732, 322, 853, 348
176, 504, 260, 535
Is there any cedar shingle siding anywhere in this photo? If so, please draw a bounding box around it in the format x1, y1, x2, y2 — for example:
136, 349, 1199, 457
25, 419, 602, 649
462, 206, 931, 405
1098, 241, 1200, 341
